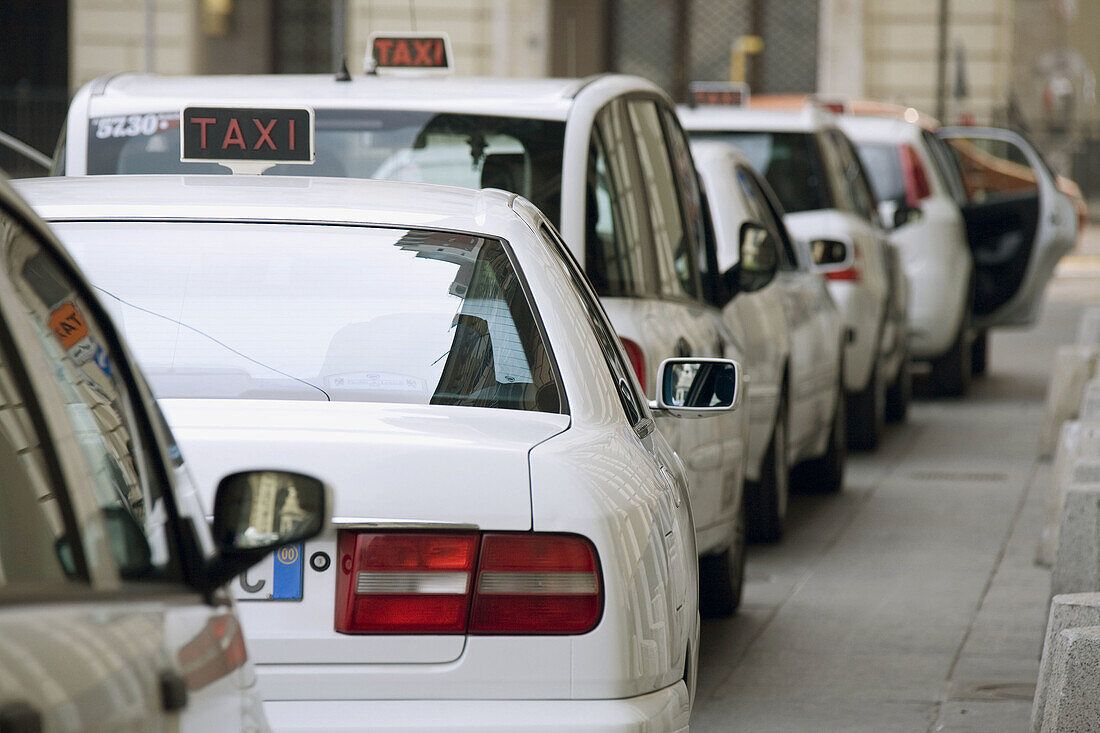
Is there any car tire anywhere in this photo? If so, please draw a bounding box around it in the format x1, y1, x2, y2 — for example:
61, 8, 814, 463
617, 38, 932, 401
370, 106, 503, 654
846, 359, 885, 450
885, 350, 911, 423
931, 320, 972, 397
699, 510, 746, 618
971, 329, 988, 377
792, 384, 846, 494
744, 391, 788, 543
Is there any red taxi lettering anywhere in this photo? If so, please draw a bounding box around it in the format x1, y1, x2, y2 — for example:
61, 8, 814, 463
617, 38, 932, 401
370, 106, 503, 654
253, 118, 277, 150
391, 40, 413, 66
374, 38, 395, 65
413, 39, 440, 66
222, 119, 246, 149
190, 117, 216, 148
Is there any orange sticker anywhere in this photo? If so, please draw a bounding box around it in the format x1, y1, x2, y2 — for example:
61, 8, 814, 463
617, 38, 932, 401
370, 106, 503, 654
48, 302, 88, 350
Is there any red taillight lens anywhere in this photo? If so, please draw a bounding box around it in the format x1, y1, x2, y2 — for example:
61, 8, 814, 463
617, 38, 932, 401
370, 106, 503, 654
620, 337, 646, 388
335, 532, 602, 636
469, 534, 602, 634
899, 144, 931, 208
335, 532, 479, 634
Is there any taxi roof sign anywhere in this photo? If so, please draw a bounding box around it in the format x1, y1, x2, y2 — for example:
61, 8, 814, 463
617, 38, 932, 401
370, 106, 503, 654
365, 32, 453, 75
181, 106, 315, 174
689, 82, 750, 108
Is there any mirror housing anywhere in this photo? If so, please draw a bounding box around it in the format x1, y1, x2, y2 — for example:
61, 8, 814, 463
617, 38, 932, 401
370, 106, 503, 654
650, 358, 742, 418
809, 237, 855, 276
737, 222, 779, 294
200, 470, 331, 592
878, 199, 921, 230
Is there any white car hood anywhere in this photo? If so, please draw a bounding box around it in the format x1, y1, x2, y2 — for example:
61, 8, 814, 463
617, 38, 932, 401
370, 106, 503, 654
159, 398, 570, 530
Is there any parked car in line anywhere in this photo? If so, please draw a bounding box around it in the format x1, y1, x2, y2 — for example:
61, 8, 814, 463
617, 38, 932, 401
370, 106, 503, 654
16, 168, 747, 732
680, 102, 909, 448
54, 56, 756, 614
839, 110, 1079, 384
0, 176, 330, 731
690, 138, 847, 538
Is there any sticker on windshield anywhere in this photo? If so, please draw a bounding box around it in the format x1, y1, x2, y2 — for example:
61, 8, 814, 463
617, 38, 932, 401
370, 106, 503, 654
49, 302, 88, 349
93, 113, 179, 140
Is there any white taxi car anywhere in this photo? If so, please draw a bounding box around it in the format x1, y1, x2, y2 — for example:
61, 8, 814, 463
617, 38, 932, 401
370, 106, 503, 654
0, 177, 330, 730
680, 102, 909, 449
53, 55, 754, 615
17, 166, 743, 732
841, 111, 1077, 391
691, 139, 847, 523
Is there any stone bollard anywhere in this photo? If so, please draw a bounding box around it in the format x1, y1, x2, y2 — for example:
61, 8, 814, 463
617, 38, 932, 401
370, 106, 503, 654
1039, 346, 1099, 459
1051, 464, 1100, 597
1039, 626, 1100, 732
1038, 426, 1100, 566
1076, 306, 1100, 346
1032, 594, 1100, 732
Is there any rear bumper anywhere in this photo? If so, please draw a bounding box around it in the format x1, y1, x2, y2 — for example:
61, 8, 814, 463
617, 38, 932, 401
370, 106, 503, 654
263, 681, 692, 732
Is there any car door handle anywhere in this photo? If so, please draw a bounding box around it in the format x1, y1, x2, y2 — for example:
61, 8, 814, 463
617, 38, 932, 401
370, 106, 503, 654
160, 670, 189, 712
0, 702, 42, 733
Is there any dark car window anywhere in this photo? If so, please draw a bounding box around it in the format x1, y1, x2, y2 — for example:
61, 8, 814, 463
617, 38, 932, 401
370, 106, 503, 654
734, 165, 797, 271
628, 100, 699, 300
856, 142, 906, 204
830, 130, 879, 222
922, 130, 968, 205
586, 101, 652, 298
693, 130, 831, 213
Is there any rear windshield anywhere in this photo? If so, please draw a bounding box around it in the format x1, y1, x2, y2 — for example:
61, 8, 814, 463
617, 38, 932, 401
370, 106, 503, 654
690, 131, 830, 213
856, 143, 906, 203
50, 221, 563, 413
86, 110, 567, 226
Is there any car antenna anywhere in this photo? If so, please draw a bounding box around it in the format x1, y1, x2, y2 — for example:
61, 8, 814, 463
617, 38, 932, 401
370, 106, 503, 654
335, 56, 352, 82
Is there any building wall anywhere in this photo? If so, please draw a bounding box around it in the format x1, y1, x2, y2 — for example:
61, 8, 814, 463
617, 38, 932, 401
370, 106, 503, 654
70, 0, 199, 91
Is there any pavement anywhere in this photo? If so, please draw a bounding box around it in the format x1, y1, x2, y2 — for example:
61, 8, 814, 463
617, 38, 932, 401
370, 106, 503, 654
692, 242, 1100, 731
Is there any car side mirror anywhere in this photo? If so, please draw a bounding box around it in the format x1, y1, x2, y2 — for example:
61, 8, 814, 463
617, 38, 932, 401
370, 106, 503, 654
879, 199, 921, 230
201, 470, 331, 592
737, 222, 779, 293
810, 237, 854, 275
650, 358, 742, 418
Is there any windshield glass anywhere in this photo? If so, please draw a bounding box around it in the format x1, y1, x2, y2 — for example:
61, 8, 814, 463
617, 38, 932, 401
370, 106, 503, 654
690, 131, 830, 213
50, 221, 563, 413
86, 110, 566, 226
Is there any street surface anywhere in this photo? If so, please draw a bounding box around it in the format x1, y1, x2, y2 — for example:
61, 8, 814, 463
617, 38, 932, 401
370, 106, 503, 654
693, 233, 1100, 732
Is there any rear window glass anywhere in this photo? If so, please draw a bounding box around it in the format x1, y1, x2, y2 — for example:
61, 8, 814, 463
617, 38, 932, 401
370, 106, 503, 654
690, 131, 829, 213
856, 143, 906, 203
86, 110, 566, 227
50, 221, 563, 414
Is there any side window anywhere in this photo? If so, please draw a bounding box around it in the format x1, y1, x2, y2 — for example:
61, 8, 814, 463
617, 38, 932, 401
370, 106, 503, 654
4, 224, 180, 583
539, 223, 649, 426
922, 130, 968, 205
0, 303, 84, 591
735, 165, 798, 272
586, 101, 651, 298
830, 130, 878, 221
627, 99, 700, 300
660, 107, 709, 288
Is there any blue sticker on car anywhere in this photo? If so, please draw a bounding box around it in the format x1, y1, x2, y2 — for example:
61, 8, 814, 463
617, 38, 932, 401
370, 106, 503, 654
272, 543, 304, 600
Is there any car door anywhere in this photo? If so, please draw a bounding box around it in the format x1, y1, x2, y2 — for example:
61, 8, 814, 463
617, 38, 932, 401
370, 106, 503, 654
0, 197, 256, 732
937, 126, 1077, 329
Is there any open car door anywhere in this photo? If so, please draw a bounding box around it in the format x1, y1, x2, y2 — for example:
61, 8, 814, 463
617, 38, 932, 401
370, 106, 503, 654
937, 127, 1076, 329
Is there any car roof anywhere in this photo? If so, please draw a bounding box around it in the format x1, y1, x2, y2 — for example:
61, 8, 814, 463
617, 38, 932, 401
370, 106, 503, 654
678, 104, 834, 133
81, 72, 660, 121
12, 175, 525, 236
836, 114, 924, 144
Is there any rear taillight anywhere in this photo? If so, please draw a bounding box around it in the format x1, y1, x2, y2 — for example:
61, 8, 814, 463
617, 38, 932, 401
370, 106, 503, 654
899, 144, 931, 208
336, 532, 602, 635
824, 243, 863, 282
620, 337, 646, 388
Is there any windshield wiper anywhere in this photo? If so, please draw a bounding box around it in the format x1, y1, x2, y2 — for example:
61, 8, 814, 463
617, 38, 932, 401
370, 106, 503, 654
92, 286, 331, 401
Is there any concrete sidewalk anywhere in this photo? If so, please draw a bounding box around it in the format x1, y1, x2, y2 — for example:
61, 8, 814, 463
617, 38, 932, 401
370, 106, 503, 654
691, 273, 1093, 730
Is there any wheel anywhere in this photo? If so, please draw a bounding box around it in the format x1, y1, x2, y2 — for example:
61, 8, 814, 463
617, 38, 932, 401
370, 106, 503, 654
699, 510, 746, 617
791, 384, 846, 493
885, 350, 911, 423
846, 359, 885, 450
931, 320, 972, 397
971, 329, 988, 377
744, 391, 788, 543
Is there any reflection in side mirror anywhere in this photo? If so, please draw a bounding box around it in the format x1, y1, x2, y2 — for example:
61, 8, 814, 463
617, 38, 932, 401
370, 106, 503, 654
213, 470, 328, 553
200, 470, 331, 593
738, 222, 778, 294
651, 358, 741, 419
879, 199, 920, 229
810, 237, 856, 278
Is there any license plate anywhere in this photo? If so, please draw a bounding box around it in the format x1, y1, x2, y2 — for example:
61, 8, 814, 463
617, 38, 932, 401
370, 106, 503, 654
234, 543, 303, 601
